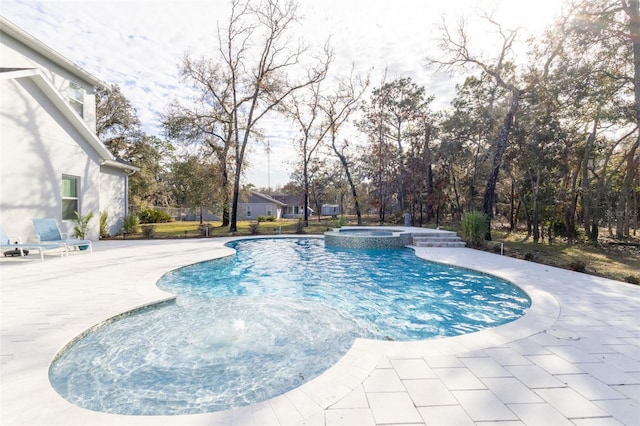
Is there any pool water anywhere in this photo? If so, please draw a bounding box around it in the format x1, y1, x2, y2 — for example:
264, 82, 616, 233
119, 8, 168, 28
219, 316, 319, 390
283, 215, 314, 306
49, 238, 530, 415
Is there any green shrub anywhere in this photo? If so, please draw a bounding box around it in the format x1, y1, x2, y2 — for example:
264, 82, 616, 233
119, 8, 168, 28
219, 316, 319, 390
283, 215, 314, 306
388, 212, 403, 224
524, 252, 535, 261
333, 215, 346, 228
624, 275, 639, 285
256, 215, 275, 222
141, 224, 156, 238
71, 211, 94, 239
249, 222, 260, 235
122, 213, 140, 235
99, 211, 110, 239
460, 211, 487, 247
568, 260, 587, 272
138, 208, 172, 224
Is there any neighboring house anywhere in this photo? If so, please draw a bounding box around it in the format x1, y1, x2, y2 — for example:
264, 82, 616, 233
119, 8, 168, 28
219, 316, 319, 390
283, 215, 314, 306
272, 194, 313, 219
321, 204, 340, 217
0, 16, 137, 240
237, 191, 286, 220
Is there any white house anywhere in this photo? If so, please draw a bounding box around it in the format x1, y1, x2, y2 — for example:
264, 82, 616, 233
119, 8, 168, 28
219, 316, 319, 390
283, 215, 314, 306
0, 16, 137, 240
272, 194, 313, 219
237, 191, 286, 220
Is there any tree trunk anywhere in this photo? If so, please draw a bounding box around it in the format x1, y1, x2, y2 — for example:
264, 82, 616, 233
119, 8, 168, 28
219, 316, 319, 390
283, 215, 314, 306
582, 121, 598, 243
619, 0, 640, 237
449, 163, 462, 220
230, 172, 241, 232
303, 159, 310, 227
566, 165, 581, 243
220, 165, 230, 227
331, 134, 362, 225
618, 145, 639, 237
509, 178, 516, 231
532, 167, 541, 243
482, 90, 520, 240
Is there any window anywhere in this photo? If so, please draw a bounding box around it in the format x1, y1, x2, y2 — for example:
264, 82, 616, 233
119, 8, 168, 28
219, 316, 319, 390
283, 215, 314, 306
246, 206, 252, 218
62, 175, 79, 220
68, 81, 84, 117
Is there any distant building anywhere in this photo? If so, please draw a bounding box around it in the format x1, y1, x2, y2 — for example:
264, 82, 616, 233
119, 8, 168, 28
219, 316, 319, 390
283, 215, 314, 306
271, 194, 313, 219
321, 204, 340, 217
0, 16, 137, 239
237, 191, 287, 220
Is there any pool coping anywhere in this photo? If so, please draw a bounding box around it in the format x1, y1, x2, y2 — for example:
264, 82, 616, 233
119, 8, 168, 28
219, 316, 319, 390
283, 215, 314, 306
1, 232, 638, 425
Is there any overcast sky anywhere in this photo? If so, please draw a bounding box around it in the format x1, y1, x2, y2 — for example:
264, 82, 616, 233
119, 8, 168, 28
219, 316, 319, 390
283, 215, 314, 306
1, 0, 564, 189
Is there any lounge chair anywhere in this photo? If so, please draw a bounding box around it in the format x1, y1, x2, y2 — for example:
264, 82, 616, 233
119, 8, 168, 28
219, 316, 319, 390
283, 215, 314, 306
0, 225, 65, 262
32, 218, 93, 254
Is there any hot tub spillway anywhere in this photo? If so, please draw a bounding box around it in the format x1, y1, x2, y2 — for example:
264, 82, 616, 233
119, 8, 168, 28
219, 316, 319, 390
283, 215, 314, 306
324, 227, 413, 249
324, 227, 466, 249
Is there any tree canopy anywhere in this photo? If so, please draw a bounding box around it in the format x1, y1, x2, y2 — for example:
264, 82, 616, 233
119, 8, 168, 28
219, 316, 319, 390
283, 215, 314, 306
97, 0, 638, 243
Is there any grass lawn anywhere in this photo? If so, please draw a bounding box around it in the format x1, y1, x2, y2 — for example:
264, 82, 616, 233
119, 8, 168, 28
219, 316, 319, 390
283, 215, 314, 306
121, 218, 336, 239
112, 217, 639, 285
483, 229, 640, 285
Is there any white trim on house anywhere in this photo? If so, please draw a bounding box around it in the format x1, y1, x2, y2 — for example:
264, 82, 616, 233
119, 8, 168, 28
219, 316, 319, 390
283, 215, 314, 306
0, 16, 108, 89
0, 68, 136, 175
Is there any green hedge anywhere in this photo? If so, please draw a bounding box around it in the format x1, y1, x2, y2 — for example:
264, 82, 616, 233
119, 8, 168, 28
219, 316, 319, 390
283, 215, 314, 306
461, 211, 487, 247
138, 208, 172, 223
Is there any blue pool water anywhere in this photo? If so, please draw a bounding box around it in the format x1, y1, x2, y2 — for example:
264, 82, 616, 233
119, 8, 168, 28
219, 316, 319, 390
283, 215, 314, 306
49, 238, 530, 415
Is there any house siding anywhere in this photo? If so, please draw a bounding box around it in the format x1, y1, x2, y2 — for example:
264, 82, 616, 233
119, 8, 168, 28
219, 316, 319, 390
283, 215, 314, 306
1, 18, 130, 241
1, 30, 98, 131
236, 202, 282, 220
0, 77, 101, 239
99, 167, 128, 236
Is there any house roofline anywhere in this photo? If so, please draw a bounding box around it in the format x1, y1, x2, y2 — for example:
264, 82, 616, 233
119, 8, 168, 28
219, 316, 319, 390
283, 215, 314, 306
0, 16, 109, 89
101, 159, 139, 175
249, 190, 287, 206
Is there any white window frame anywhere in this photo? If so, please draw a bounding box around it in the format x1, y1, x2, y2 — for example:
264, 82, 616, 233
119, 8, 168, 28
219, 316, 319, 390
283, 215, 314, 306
68, 81, 84, 117
62, 174, 80, 220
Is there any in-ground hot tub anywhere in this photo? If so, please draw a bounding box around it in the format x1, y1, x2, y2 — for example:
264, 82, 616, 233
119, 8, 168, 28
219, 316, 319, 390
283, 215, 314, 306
324, 227, 414, 249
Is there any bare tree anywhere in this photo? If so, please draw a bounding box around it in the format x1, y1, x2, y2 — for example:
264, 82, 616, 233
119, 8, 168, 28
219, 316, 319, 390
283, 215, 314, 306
320, 70, 370, 225
166, 0, 330, 231
428, 13, 564, 239
220, 0, 331, 232
163, 55, 235, 226
617, 0, 640, 237
289, 82, 332, 226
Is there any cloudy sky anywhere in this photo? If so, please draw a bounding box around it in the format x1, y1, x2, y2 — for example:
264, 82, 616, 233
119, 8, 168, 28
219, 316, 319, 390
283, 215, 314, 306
1, 0, 564, 188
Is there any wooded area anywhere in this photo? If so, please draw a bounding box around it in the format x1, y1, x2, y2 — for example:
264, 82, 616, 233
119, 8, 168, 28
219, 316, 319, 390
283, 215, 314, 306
97, 0, 639, 244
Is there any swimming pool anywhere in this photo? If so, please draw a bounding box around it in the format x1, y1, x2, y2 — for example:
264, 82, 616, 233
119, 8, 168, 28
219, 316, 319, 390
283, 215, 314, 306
49, 238, 530, 415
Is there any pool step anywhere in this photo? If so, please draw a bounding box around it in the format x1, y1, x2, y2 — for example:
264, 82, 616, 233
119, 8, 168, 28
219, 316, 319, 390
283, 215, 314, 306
412, 233, 466, 248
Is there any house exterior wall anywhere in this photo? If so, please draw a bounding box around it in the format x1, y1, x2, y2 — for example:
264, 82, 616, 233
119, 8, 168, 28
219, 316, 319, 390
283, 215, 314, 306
0, 77, 101, 240
99, 167, 127, 236
236, 202, 282, 220
1, 31, 98, 131
1, 18, 132, 241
